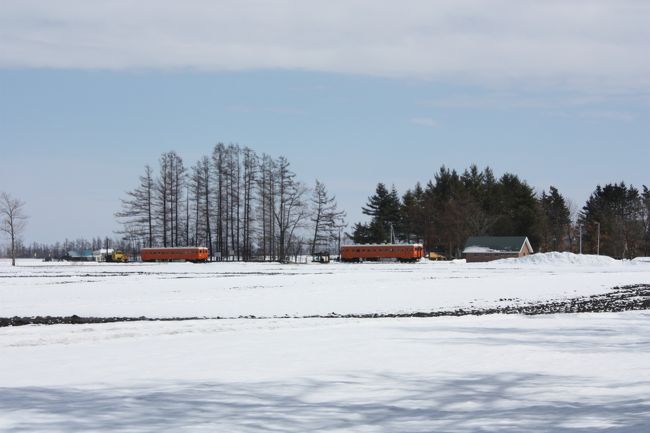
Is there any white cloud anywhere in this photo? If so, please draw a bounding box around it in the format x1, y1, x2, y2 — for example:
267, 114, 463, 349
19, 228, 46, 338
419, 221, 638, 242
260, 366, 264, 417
1, 0, 650, 92
423, 91, 650, 111
548, 109, 638, 122
578, 110, 638, 122
227, 104, 304, 115
409, 117, 438, 128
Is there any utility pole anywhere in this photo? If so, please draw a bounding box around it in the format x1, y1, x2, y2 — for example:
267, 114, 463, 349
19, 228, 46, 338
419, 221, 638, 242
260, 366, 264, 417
338, 228, 342, 260
596, 222, 600, 255
579, 224, 583, 254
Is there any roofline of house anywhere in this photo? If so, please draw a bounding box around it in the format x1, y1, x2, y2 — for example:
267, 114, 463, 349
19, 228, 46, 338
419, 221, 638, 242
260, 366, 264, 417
520, 237, 534, 254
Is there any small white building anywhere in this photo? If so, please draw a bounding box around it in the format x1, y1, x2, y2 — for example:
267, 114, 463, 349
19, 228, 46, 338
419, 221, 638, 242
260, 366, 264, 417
93, 248, 115, 262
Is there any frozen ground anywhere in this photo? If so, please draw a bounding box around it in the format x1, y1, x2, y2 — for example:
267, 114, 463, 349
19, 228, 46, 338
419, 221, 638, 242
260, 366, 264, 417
2, 313, 650, 432
1, 254, 650, 432
1, 254, 649, 318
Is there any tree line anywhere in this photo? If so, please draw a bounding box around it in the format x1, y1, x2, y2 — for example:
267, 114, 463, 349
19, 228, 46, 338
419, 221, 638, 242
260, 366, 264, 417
352, 165, 650, 259
116, 144, 345, 261
578, 183, 650, 258
5, 237, 126, 260
4, 162, 648, 262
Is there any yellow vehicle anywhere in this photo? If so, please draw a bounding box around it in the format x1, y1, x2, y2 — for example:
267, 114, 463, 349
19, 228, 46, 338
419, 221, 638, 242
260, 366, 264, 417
427, 252, 447, 261
108, 250, 128, 263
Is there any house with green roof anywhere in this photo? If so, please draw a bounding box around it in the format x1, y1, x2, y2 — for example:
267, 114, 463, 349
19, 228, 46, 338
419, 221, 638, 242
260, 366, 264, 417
463, 236, 533, 263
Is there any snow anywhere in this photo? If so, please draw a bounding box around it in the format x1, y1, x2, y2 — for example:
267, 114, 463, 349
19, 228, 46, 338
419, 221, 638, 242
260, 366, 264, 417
1, 254, 650, 432
462, 246, 505, 253
497, 251, 618, 266
1, 254, 649, 318
1, 314, 650, 432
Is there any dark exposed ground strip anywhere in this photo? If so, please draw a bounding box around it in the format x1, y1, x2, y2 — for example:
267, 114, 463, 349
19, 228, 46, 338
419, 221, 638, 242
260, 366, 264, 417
1, 284, 649, 327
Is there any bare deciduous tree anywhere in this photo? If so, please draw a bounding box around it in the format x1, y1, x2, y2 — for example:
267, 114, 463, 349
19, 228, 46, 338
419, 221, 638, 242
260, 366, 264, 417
116, 165, 155, 247
274, 157, 307, 261
156, 151, 185, 247
212, 143, 227, 258
310, 180, 346, 255
0, 192, 28, 266
257, 154, 276, 260
241, 147, 258, 260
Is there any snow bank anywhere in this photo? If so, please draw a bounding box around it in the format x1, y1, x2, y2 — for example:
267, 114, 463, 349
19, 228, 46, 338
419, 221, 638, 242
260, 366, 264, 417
497, 252, 617, 266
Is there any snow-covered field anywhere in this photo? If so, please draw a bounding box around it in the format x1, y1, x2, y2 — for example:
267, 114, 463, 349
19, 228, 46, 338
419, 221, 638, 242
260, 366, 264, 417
1, 254, 650, 432
1, 253, 649, 318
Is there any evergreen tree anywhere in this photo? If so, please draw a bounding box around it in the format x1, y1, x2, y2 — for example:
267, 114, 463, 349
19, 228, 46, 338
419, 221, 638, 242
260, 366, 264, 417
357, 183, 401, 243
492, 173, 541, 249
538, 186, 571, 251
400, 184, 426, 242
427, 166, 469, 256
579, 182, 645, 258
351, 222, 373, 244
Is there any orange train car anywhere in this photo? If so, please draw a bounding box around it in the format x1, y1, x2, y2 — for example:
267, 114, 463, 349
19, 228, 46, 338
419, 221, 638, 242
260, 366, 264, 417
340, 244, 424, 262
140, 247, 209, 262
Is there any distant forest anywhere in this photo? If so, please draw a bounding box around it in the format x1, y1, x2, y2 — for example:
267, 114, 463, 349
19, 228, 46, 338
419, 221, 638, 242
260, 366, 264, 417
353, 165, 650, 259
6, 162, 649, 261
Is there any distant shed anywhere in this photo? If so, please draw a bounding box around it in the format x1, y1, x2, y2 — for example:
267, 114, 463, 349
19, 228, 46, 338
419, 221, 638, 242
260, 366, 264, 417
66, 250, 95, 262
463, 236, 533, 263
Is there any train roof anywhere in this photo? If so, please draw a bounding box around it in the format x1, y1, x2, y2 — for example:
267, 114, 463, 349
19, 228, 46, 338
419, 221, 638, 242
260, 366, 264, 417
140, 246, 208, 250
341, 243, 423, 247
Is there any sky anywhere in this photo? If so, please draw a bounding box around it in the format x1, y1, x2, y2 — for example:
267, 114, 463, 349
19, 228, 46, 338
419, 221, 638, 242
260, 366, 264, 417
1, 0, 649, 244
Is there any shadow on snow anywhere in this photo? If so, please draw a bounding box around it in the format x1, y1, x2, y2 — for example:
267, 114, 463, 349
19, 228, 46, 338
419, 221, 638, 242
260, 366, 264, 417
2, 372, 649, 433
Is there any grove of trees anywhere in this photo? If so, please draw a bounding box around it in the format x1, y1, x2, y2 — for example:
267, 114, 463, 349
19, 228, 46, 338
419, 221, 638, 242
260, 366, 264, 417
578, 183, 650, 258
116, 144, 345, 261
352, 165, 649, 259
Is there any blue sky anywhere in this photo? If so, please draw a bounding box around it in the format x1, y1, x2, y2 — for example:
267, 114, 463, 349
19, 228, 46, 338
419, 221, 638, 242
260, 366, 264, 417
1, 1, 649, 244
